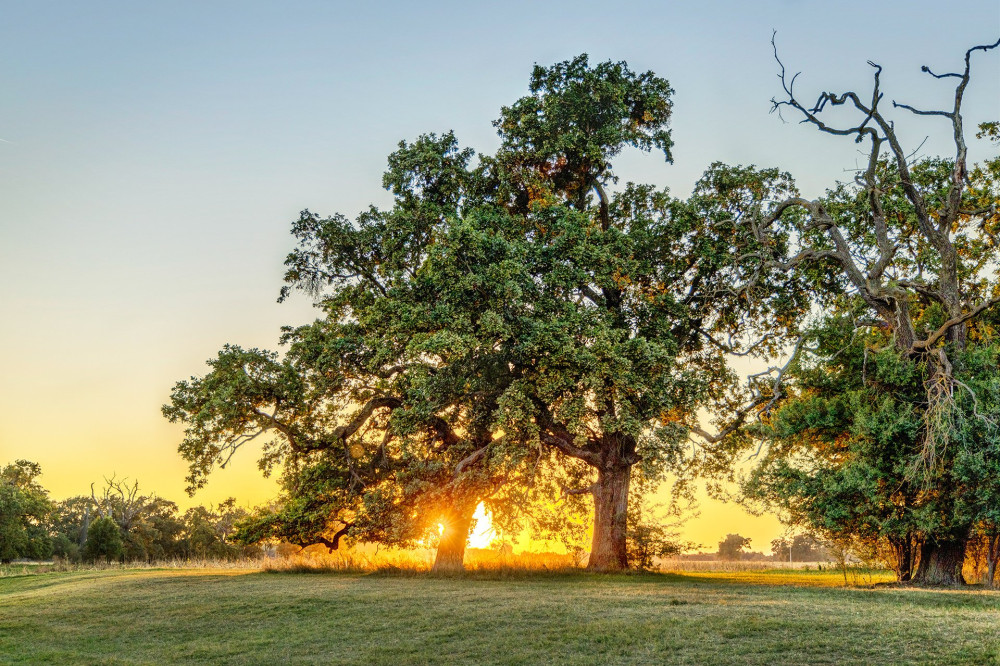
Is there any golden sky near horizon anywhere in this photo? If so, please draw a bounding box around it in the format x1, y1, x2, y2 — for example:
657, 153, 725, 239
3, 399, 783, 553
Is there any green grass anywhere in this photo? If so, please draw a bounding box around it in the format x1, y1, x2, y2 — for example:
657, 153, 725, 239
1, 568, 998, 665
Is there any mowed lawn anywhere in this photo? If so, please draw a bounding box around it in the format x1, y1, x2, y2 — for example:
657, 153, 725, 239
1, 568, 998, 665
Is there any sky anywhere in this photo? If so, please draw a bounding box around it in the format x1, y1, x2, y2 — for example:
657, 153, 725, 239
1, 1, 998, 553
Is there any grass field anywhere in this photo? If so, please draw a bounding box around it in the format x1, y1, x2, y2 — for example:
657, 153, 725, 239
1, 568, 998, 665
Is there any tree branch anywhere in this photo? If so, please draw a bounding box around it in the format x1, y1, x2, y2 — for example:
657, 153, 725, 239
890, 102, 953, 119
331, 397, 403, 443
315, 522, 354, 552
911, 297, 1000, 351
455, 445, 490, 476
560, 482, 597, 499
691, 334, 806, 446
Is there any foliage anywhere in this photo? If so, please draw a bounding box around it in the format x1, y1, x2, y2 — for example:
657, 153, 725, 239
716, 534, 752, 560
0, 461, 53, 563
182, 500, 249, 559
488, 54, 674, 211
48, 495, 93, 556
625, 508, 685, 570
83, 516, 124, 563
162, 43, 1000, 576
166, 131, 523, 559
37, 474, 258, 563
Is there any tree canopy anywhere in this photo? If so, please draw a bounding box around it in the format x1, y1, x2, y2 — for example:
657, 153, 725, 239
0, 460, 53, 563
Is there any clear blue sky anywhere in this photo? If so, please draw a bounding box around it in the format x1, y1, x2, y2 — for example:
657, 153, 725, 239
1, 0, 997, 548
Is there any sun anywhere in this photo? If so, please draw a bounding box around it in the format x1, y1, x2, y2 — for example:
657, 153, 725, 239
467, 502, 494, 549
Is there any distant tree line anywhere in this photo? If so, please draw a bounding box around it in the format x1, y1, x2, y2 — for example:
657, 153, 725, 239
0, 460, 257, 564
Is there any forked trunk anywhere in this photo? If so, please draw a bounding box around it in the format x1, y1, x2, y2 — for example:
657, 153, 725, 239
913, 537, 967, 586
432, 502, 476, 572
587, 466, 630, 571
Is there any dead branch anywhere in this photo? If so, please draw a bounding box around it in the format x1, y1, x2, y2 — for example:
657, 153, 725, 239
691, 334, 806, 447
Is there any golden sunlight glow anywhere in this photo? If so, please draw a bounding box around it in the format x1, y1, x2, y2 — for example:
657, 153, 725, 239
468, 502, 494, 549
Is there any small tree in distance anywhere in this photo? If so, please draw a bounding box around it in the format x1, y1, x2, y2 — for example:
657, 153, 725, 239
717, 534, 752, 560
771, 534, 827, 562
0, 461, 53, 563
84, 516, 123, 563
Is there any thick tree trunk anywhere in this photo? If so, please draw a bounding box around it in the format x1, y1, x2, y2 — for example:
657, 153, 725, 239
432, 502, 475, 573
587, 466, 631, 571
913, 537, 967, 586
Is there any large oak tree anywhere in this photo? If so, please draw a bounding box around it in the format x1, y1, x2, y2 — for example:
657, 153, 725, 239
165, 55, 803, 571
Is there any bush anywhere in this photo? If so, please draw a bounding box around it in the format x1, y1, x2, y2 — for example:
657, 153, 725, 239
84, 517, 123, 563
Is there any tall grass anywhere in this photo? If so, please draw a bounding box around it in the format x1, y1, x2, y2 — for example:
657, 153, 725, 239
657, 559, 835, 572
260, 547, 581, 575
0, 557, 264, 577
2, 550, 893, 584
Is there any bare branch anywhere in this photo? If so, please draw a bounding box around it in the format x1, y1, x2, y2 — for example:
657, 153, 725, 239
697, 329, 773, 357
692, 335, 806, 446
771, 36, 885, 144
219, 428, 267, 468
920, 66, 962, 80
891, 102, 953, 119
953, 378, 999, 428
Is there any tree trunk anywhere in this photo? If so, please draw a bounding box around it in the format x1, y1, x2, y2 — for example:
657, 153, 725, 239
888, 534, 915, 582
985, 534, 999, 588
587, 466, 630, 571
79, 506, 91, 548
432, 502, 475, 573
913, 537, 967, 586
